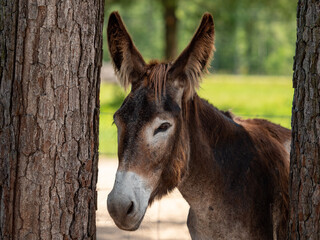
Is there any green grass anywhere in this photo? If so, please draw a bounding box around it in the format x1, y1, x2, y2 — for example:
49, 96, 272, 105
99, 75, 293, 156
99, 83, 124, 156
199, 75, 293, 125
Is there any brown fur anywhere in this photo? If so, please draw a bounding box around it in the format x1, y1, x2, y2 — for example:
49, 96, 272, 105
107, 11, 290, 239
175, 96, 290, 239
236, 118, 290, 239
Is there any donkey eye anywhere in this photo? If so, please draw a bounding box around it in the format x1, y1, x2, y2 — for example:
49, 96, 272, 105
154, 122, 171, 135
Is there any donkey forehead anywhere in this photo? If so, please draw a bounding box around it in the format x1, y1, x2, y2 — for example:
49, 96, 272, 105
114, 86, 181, 124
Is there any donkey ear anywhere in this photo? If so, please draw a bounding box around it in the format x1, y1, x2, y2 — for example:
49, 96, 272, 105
107, 11, 146, 90
168, 13, 215, 99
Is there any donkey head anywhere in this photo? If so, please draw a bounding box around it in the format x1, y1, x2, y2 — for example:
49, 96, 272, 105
107, 11, 215, 231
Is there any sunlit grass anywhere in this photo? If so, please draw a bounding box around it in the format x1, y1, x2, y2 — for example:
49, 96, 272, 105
199, 75, 293, 125
99, 74, 293, 156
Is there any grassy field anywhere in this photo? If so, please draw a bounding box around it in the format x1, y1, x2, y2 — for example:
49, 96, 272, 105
99, 74, 293, 156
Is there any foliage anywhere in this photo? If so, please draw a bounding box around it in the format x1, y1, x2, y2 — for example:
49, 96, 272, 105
99, 74, 293, 156
104, 0, 296, 75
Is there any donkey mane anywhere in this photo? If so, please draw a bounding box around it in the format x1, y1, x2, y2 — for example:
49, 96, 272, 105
144, 61, 171, 100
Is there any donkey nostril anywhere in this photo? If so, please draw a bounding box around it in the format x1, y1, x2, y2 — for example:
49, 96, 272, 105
126, 201, 134, 215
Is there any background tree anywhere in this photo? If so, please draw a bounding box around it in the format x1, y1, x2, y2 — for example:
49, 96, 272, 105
0, 0, 103, 239
289, 0, 320, 238
161, 0, 178, 60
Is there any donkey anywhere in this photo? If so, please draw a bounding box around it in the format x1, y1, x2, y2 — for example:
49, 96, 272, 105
106, 11, 290, 240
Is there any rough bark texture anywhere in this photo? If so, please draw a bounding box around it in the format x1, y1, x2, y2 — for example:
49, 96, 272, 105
0, 0, 103, 239
161, 0, 177, 61
289, 0, 320, 239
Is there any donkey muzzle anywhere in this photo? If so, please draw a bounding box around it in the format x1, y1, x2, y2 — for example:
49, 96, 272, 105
107, 171, 151, 231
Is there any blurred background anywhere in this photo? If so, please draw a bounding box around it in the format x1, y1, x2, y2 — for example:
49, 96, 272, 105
98, 0, 296, 239
103, 0, 296, 75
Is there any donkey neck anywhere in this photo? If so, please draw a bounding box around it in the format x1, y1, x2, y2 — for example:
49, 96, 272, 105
178, 94, 239, 206
177, 95, 274, 239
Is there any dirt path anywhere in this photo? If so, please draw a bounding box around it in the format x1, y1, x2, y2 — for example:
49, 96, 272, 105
97, 159, 191, 240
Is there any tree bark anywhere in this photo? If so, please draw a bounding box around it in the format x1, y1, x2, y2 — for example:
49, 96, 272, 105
289, 0, 320, 239
161, 0, 178, 61
0, 0, 103, 239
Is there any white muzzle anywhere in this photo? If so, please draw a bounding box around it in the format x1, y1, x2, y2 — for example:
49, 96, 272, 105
107, 171, 152, 231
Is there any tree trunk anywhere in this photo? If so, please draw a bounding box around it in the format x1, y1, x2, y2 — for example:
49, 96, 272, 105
161, 0, 178, 61
0, 0, 103, 239
288, 0, 320, 239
